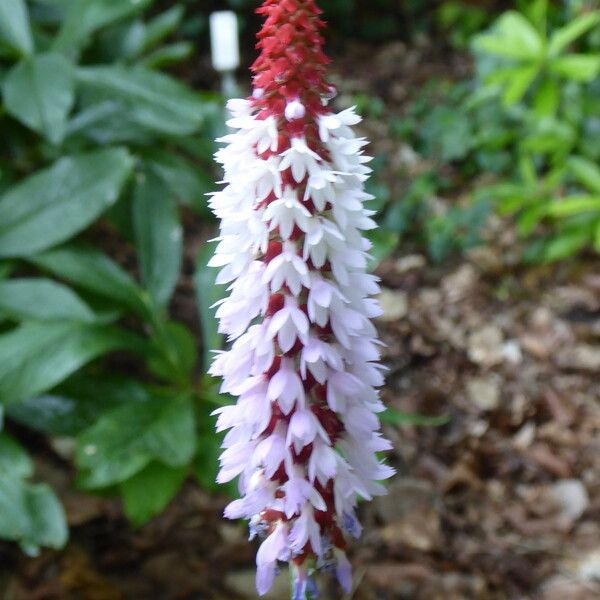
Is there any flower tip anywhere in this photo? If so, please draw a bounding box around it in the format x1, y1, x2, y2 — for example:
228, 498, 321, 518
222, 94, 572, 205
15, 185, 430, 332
335, 551, 353, 594
285, 99, 306, 121
256, 564, 275, 596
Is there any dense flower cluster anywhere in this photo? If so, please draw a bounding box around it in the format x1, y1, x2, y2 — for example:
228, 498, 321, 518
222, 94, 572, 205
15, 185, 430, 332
208, 0, 393, 596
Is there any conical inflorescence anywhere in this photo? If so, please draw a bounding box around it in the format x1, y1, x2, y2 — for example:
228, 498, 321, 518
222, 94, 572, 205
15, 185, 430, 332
208, 0, 394, 596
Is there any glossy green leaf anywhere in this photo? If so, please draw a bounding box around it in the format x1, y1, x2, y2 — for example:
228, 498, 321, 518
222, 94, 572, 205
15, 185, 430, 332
147, 320, 198, 384
549, 11, 600, 56
0, 148, 134, 258
193, 435, 222, 491
0, 475, 67, 552
143, 150, 212, 215
121, 462, 187, 527
7, 375, 150, 437
193, 402, 226, 492
139, 42, 193, 69
66, 100, 153, 145
0, 432, 66, 551
0, 433, 33, 478
76, 66, 204, 135
142, 6, 184, 51
0, 321, 144, 405
2, 53, 75, 144
0, 278, 95, 322
53, 0, 152, 53
0, 0, 33, 56
76, 394, 196, 489
133, 171, 182, 307
30, 245, 148, 317
0, 262, 15, 281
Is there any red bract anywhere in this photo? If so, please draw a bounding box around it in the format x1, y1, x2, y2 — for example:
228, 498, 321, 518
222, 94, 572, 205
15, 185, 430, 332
252, 0, 332, 135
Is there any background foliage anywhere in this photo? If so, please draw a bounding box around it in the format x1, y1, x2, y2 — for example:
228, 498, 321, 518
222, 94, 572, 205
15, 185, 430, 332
0, 0, 224, 552
371, 0, 600, 264
0, 0, 599, 557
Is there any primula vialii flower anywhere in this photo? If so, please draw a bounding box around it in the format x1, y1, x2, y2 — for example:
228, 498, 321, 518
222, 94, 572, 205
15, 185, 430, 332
208, 0, 394, 597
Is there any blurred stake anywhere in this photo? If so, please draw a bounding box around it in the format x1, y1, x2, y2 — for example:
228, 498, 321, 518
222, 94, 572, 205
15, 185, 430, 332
209, 11, 240, 99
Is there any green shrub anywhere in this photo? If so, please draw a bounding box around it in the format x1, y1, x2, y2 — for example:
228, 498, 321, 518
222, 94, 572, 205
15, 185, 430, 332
0, 0, 225, 552
374, 0, 600, 265
472, 0, 600, 262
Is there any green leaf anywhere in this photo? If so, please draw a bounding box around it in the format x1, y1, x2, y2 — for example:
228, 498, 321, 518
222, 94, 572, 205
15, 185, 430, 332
194, 436, 221, 491
30, 245, 148, 317
66, 100, 153, 145
523, 118, 576, 155
380, 408, 449, 427
366, 229, 399, 270
0, 262, 15, 280
76, 66, 205, 135
533, 78, 560, 117
517, 203, 550, 236
121, 462, 187, 527
8, 375, 150, 437
138, 42, 193, 69
594, 221, 600, 252
147, 320, 198, 384
53, 0, 152, 53
0, 278, 95, 322
0, 475, 67, 551
0, 433, 33, 478
0, 0, 34, 56
546, 195, 600, 217
0, 321, 144, 405
76, 394, 196, 489
194, 242, 225, 371
549, 54, 600, 81
518, 153, 537, 186
142, 6, 184, 51
521, 0, 547, 32
569, 156, 600, 193
0, 148, 134, 258
143, 150, 213, 216
502, 65, 538, 105
133, 171, 182, 307
193, 401, 227, 492
473, 11, 543, 60
0, 432, 66, 551
549, 11, 600, 56
525, 228, 591, 263
2, 53, 75, 144
421, 105, 472, 161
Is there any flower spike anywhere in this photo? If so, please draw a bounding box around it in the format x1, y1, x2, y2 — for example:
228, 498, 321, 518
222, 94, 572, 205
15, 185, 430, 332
209, 1, 394, 596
